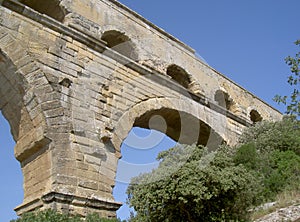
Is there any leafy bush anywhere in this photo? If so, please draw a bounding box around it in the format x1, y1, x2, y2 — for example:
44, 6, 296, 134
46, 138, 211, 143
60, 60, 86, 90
127, 145, 258, 222
10, 210, 121, 222
233, 143, 258, 170
234, 117, 300, 203
239, 116, 300, 155
86, 213, 121, 222
262, 150, 300, 198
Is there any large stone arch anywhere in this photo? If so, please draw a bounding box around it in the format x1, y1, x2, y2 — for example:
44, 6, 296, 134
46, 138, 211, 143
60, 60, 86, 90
0, 50, 51, 210
112, 97, 228, 153
0, 30, 67, 215
0, 49, 50, 161
0, 50, 26, 141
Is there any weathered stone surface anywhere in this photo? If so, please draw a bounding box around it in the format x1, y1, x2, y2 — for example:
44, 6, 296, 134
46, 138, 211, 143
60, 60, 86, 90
0, 0, 282, 219
254, 204, 300, 222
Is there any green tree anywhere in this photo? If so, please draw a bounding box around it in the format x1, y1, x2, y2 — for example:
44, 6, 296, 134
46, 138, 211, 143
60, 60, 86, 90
127, 145, 258, 222
235, 117, 300, 202
239, 116, 300, 155
238, 116, 300, 155
274, 39, 300, 117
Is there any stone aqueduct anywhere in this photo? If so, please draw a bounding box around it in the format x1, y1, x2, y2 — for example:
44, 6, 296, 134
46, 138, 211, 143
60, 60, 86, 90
0, 0, 281, 218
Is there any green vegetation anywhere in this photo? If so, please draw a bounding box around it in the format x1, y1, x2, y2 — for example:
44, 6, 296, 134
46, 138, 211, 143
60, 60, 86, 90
10, 210, 122, 222
235, 116, 300, 203
127, 117, 300, 221
239, 116, 300, 155
274, 39, 300, 117
127, 145, 258, 222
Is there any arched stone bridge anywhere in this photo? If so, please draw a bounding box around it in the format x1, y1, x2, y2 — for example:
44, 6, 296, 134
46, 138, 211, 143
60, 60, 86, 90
0, 0, 281, 218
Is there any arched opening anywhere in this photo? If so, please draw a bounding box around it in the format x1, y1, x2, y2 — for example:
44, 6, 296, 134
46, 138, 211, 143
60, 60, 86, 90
18, 0, 66, 22
0, 51, 25, 143
113, 107, 225, 220
113, 127, 176, 219
0, 112, 23, 221
101, 30, 138, 61
166, 64, 191, 89
0, 53, 25, 220
133, 108, 224, 147
250, 109, 262, 123
1, 43, 55, 217
214, 90, 235, 112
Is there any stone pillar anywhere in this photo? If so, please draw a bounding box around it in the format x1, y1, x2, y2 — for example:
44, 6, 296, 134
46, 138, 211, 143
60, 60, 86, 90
12, 79, 121, 218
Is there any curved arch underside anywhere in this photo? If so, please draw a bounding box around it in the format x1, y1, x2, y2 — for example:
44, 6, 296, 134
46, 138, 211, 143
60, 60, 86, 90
133, 108, 224, 148
101, 30, 138, 61
0, 51, 26, 141
113, 98, 227, 152
19, 0, 66, 22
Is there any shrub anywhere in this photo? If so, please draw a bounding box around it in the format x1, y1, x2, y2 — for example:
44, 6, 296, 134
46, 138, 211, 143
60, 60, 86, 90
10, 210, 121, 222
234, 117, 300, 203
239, 116, 300, 155
233, 143, 258, 170
263, 150, 300, 198
127, 145, 259, 222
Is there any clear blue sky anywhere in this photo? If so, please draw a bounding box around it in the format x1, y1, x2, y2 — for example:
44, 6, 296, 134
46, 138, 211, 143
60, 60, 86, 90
1, 0, 299, 221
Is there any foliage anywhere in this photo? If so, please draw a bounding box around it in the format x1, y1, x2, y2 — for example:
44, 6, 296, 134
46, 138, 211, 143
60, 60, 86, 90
127, 145, 258, 222
235, 116, 300, 202
10, 210, 121, 222
10, 210, 81, 222
86, 213, 122, 222
274, 39, 300, 117
262, 150, 300, 197
234, 144, 300, 202
238, 116, 300, 155
233, 143, 258, 170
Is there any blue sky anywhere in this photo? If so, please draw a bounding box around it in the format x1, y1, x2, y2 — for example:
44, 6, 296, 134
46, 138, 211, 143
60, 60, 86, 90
1, 0, 299, 221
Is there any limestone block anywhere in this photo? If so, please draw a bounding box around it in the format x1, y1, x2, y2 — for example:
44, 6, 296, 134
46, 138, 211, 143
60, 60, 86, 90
78, 180, 98, 190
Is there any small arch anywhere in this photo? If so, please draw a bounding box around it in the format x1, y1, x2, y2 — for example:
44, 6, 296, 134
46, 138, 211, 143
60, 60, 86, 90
250, 109, 263, 123
19, 0, 66, 22
166, 64, 191, 89
214, 90, 235, 111
101, 30, 138, 60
